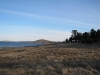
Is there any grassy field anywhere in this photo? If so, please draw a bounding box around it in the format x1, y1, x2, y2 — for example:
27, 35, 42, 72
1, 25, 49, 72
0, 43, 100, 75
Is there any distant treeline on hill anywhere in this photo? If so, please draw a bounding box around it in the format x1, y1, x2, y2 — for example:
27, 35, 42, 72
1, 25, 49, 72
66, 29, 100, 44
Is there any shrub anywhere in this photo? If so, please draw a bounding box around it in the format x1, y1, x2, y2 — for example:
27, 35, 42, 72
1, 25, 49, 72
98, 38, 100, 42
86, 38, 93, 44
81, 39, 85, 43
94, 38, 98, 43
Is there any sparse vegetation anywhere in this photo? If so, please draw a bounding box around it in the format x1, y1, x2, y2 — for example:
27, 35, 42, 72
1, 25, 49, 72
0, 43, 100, 75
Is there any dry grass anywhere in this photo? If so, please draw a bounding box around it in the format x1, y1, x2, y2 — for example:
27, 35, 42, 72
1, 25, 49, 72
0, 43, 100, 75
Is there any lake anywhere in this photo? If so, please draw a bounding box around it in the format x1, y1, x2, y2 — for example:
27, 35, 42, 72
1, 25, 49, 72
0, 42, 43, 47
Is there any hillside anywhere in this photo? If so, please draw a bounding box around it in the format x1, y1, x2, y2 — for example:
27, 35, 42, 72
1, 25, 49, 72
33, 39, 55, 44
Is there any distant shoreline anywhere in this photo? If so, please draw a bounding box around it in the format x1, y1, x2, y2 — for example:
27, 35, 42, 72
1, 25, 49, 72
0, 41, 45, 48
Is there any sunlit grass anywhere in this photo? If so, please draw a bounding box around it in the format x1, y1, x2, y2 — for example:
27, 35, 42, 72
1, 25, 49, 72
0, 43, 100, 75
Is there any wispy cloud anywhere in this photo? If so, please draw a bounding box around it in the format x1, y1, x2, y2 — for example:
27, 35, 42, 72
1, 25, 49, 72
0, 9, 98, 28
0, 25, 71, 41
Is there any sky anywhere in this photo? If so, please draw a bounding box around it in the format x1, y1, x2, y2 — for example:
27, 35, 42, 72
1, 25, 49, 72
0, 0, 100, 41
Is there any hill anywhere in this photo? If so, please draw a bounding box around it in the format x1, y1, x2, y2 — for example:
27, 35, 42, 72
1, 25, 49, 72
33, 39, 55, 44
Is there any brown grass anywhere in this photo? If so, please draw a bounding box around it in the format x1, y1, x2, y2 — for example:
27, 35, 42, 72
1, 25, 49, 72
0, 43, 100, 75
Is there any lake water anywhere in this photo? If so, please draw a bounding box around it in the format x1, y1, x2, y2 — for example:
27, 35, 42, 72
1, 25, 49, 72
0, 42, 43, 47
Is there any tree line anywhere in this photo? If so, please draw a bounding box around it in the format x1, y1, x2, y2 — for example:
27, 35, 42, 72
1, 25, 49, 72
66, 29, 100, 44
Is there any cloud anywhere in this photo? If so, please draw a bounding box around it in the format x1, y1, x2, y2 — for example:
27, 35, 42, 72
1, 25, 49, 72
0, 33, 69, 41
0, 25, 71, 41
0, 9, 98, 28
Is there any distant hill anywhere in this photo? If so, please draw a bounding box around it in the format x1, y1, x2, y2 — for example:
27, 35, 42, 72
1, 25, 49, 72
33, 39, 55, 44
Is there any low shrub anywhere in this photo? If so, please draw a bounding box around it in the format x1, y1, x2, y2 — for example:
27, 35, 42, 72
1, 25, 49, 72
86, 38, 93, 44
81, 39, 85, 43
94, 38, 98, 43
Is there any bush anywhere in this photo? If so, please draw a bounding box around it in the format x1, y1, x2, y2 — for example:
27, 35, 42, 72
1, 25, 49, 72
81, 39, 85, 43
86, 38, 93, 44
94, 38, 98, 43
98, 38, 100, 42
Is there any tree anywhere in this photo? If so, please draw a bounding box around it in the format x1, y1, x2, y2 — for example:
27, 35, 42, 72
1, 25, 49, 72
83, 32, 90, 41
96, 29, 100, 42
96, 29, 100, 38
90, 28, 96, 39
76, 32, 83, 42
67, 29, 100, 44
69, 36, 73, 43
66, 38, 68, 42
72, 30, 77, 42
72, 30, 77, 37
86, 38, 93, 44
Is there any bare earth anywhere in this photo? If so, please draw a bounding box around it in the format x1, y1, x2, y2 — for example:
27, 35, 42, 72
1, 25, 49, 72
0, 43, 100, 75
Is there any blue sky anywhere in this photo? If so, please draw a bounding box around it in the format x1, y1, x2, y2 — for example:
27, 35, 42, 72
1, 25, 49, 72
0, 0, 100, 41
